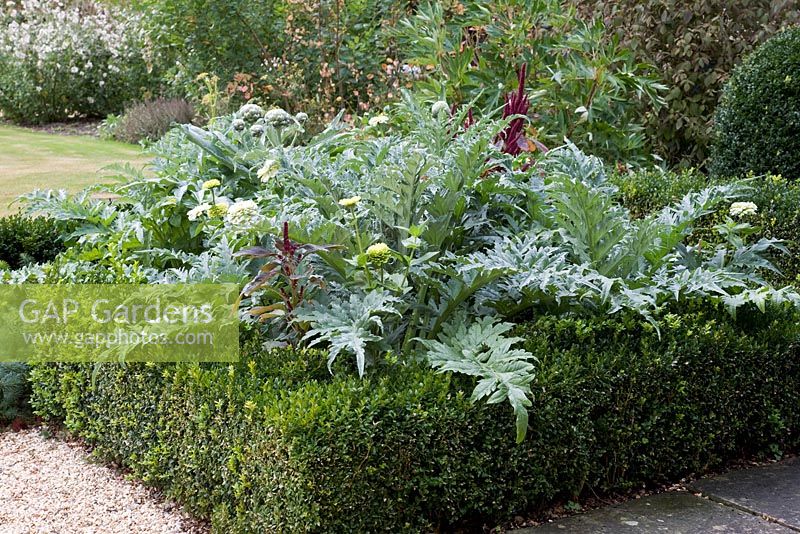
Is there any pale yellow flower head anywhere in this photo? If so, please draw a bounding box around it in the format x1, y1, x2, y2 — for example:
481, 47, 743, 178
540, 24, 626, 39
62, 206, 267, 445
187, 203, 210, 221
226, 200, 261, 227
202, 179, 221, 190
339, 196, 361, 208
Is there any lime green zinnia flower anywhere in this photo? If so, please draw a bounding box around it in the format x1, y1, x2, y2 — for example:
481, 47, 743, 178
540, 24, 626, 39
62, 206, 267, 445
339, 196, 361, 208
208, 202, 229, 218
202, 179, 221, 190
366, 242, 392, 265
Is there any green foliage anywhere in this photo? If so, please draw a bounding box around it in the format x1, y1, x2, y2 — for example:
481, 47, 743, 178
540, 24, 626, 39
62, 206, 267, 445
0, 214, 66, 270
0, 0, 165, 124
29, 305, 800, 530
393, 0, 666, 164
296, 290, 401, 377
576, 0, 800, 167
112, 98, 195, 144
612, 169, 800, 285
610, 167, 712, 218
0, 363, 29, 422
710, 27, 800, 180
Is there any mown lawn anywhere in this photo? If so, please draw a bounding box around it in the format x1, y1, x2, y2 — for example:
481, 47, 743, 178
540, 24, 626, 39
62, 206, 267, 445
0, 125, 148, 215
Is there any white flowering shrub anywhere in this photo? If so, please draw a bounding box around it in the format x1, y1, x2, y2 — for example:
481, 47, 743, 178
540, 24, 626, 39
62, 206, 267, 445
20, 100, 800, 442
0, 0, 163, 123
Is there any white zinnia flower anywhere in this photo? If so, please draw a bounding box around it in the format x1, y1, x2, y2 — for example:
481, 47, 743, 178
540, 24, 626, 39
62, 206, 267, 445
226, 200, 261, 227
729, 201, 758, 217
368, 114, 389, 127
187, 203, 210, 221
257, 159, 280, 183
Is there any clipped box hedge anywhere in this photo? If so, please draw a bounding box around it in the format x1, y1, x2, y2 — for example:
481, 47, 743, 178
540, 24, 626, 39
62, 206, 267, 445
0, 215, 66, 270
30, 306, 800, 532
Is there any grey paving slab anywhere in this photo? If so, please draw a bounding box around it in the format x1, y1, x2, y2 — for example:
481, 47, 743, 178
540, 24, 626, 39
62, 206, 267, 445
517, 491, 792, 533
689, 457, 800, 530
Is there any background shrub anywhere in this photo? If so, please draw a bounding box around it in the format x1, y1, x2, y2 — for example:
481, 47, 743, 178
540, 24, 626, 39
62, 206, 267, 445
30, 306, 800, 531
0, 214, 66, 270
112, 98, 195, 144
710, 27, 800, 180
138, 0, 406, 126
0, 0, 164, 124
576, 0, 800, 167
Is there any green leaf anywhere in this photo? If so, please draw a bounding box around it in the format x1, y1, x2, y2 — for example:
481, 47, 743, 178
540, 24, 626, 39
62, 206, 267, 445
421, 316, 536, 443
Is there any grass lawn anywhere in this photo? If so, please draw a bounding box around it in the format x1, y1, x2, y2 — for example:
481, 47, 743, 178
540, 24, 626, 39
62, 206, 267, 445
0, 124, 148, 215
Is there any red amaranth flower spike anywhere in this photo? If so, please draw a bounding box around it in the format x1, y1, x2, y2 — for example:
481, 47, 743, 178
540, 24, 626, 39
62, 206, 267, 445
281, 221, 298, 258
498, 64, 530, 156
496, 64, 548, 156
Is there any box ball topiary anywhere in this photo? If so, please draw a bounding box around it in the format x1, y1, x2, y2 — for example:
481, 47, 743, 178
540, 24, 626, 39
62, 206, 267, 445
710, 27, 800, 180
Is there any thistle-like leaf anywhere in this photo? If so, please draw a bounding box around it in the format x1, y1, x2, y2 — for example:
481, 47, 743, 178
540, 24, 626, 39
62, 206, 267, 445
421, 317, 536, 443
295, 290, 401, 377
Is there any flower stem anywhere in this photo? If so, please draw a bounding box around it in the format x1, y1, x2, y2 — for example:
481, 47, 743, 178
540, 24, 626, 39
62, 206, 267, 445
350, 208, 364, 254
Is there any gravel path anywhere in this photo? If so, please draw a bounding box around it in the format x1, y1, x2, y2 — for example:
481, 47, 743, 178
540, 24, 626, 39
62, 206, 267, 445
0, 429, 207, 534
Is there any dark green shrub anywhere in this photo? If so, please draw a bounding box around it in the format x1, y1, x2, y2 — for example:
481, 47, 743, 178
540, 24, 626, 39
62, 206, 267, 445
0, 363, 30, 422
113, 98, 195, 144
30, 306, 800, 532
611, 167, 712, 218
576, 0, 799, 167
0, 214, 66, 270
611, 170, 800, 284
710, 27, 800, 180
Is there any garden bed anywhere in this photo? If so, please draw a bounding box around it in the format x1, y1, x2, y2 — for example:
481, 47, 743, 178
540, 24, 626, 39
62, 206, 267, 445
3, 3, 800, 532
